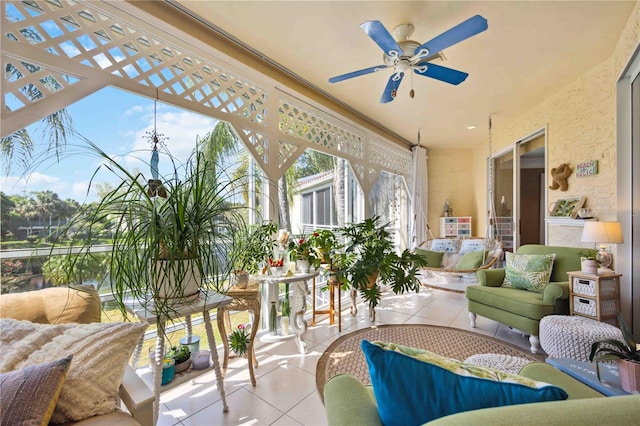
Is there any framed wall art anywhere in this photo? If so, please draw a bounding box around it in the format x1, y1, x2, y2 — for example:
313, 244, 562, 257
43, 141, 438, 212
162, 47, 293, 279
548, 196, 586, 218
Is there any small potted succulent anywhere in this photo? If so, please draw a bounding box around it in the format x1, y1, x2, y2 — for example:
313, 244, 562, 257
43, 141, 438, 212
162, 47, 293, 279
589, 311, 640, 393
167, 345, 191, 374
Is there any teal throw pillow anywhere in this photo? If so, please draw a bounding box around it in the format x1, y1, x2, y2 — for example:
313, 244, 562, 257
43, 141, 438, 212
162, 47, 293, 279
414, 249, 444, 268
502, 252, 556, 292
455, 250, 488, 270
361, 340, 567, 426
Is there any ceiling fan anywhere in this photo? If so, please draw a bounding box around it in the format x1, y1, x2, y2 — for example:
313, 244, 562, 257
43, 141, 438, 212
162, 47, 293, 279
328, 15, 488, 103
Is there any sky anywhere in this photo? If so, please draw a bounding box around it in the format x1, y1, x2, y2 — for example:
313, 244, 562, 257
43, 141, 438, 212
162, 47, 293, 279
2, 86, 220, 203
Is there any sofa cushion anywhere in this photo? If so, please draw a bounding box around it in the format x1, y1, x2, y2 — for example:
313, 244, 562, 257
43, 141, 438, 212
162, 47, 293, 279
430, 238, 459, 253
502, 252, 556, 293
459, 239, 487, 254
0, 318, 147, 424
456, 250, 489, 270
465, 285, 556, 319
0, 285, 101, 324
361, 340, 567, 426
0, 355, 73, 426
414, 249, 445, 268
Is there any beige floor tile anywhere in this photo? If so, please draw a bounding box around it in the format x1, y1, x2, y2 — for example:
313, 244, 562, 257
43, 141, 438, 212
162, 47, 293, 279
181, 387, 285, 426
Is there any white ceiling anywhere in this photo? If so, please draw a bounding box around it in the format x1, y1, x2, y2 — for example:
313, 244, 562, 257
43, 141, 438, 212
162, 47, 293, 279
172, 1, 636, 149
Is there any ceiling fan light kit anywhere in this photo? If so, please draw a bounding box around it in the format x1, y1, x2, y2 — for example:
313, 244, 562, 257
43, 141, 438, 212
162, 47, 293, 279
329, 15, 488, 103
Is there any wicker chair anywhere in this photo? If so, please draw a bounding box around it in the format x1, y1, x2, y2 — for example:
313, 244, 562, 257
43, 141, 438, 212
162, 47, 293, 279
418, 238, 503, 281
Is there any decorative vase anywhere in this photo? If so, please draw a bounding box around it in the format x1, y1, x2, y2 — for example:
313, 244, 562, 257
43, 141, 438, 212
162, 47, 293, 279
281, 316, 290, 336
581, 258, 597, 274
616, 359, 640, 393
269, 301, 277, 335
296, 258, 310, 273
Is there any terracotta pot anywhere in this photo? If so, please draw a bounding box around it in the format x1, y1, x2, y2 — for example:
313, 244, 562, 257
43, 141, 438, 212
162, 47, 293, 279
234, 272, 249, 289
616, 359, 640, 393
367, 271, 379, 289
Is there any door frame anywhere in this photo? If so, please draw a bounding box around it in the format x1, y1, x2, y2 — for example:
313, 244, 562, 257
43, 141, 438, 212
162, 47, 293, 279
488, 126, 547, 250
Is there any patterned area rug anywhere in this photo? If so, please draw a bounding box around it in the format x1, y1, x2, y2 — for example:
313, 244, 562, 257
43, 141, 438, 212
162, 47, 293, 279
315, 324, 544, 398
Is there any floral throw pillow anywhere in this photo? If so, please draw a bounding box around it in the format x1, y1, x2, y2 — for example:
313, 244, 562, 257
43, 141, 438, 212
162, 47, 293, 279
502, 252, 556, 293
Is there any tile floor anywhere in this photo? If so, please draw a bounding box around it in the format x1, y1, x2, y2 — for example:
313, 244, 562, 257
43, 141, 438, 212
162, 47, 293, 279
150, 286, 538, 426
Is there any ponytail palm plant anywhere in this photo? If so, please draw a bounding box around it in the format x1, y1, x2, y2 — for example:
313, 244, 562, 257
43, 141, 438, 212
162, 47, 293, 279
48, 139, 247, 318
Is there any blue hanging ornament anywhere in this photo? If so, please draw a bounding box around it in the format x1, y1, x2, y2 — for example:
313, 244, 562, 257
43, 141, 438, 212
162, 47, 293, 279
150, 138, 159, 180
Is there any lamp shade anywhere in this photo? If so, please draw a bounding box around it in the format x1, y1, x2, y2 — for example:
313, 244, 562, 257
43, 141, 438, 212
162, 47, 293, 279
581, 221, 624, 244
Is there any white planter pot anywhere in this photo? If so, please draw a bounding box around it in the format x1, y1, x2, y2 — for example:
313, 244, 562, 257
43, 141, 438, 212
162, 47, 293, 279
152, 259, 201, 302
296, 259, 310, 273
581, 259, 597, 274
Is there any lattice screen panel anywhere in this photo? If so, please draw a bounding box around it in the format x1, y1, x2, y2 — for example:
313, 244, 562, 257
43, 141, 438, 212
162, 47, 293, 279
3, 0, 266, 126
369, 139, 412, 179
279, 99, 364, 160
242, 128, 269, 167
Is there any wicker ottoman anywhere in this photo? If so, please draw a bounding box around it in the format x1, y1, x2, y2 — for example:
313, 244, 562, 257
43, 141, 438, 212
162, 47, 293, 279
463, 353, 533, 375
539, 315, 623, 361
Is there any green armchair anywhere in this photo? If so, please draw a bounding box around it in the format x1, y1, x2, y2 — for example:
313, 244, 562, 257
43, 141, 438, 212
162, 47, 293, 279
466, 244, 595, 353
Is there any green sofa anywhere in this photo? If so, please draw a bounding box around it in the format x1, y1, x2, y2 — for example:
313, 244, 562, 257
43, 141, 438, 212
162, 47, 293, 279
323, 362, 640, 425
466, 244, 595, 353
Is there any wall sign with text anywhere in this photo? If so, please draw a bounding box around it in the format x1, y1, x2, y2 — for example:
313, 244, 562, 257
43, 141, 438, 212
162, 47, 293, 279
576, 160, 598, 177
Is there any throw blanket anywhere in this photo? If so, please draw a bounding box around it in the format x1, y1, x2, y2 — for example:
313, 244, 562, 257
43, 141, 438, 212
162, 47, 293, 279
0, 318, 147, 423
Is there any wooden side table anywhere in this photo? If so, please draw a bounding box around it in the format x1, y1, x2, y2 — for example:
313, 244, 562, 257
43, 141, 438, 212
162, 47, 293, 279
568, 271, 621, 326
312, 276, 342, 331
216, 283, 261, 386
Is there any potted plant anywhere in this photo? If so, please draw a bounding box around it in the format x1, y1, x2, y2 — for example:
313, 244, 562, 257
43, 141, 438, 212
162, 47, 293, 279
336, 216, 427, 319
287, 234, 317, 273
228, 323, 250, 357
230, 221, 278, 287
166, 344, 191, 373
589, 311, 640, 393
308, 229, 339, 267
579, 250, 599, 274
48, 139, 247, 318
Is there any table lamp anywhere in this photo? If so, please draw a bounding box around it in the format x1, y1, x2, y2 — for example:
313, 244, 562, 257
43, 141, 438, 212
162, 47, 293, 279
581, 221, 623, 270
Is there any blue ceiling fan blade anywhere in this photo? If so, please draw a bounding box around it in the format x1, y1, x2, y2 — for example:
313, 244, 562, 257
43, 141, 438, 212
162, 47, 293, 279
380, 72, 404, 103
412, 15, 488, 60
329, 64, 388, 83
414, 62, 468, 85
360, 21, 402, 57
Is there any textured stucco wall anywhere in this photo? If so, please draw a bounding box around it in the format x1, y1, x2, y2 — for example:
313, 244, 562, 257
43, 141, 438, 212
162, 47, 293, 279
427, 148, 479, 237
467, 1, 639, 248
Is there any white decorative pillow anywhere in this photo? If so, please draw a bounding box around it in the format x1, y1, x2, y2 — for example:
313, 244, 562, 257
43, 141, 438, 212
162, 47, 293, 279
442, 253, 463, 269
0, 319, 147, 424
459, 239, 486, 254
430, 239, 459, 253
